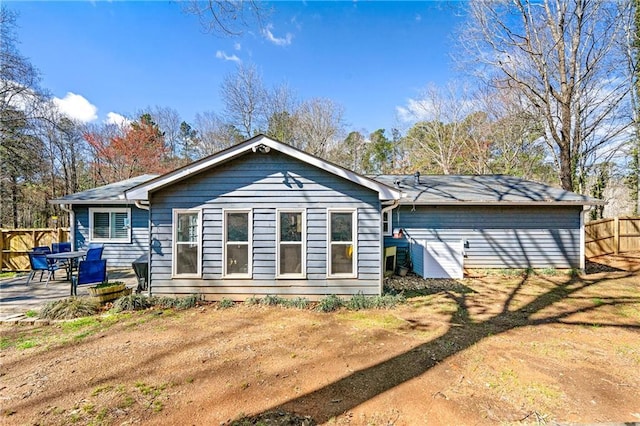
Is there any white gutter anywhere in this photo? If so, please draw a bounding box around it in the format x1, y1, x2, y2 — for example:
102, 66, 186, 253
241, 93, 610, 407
379, 199, 400, 296
135, 200, 150, 211
58, 204, 75, 250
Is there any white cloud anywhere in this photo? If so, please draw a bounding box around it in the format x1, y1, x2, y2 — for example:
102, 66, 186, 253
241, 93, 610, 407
216, 50, 241, 63
262, 24, 293, 46
52, 92, 98, 123
233, 42, 242, 51
396, 98, 434, 123
104, 112, 131, 127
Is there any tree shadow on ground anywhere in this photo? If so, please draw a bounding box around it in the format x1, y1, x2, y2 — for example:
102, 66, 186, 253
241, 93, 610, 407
244, 271, 639, 423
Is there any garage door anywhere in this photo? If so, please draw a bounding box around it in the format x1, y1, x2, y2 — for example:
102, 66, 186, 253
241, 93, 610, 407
421, 240, 464, 279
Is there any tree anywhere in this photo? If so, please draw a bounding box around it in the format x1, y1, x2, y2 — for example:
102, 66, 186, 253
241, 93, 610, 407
220, 63, 267, 138
626, 0, 640, 215
84, 114, 171, 184
402, 84, 475, 175
0, 7, 44, 128
328, 131, 367, 173
0, 107, 44, 227
180, 0, 269, 36
361, 129, 395, 174
193, 111, 243, 157
265, 83, 299, 144
459, 0, 633, 192
292, 97, 345, 157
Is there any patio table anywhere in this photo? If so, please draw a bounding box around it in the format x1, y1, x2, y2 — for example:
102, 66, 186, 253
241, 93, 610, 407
46, 250, 87, 283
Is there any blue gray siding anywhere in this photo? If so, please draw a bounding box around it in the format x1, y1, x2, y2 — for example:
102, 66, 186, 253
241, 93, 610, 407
384, 205, 582, 270
74, 204, 149, 267
149, 152, 382, 300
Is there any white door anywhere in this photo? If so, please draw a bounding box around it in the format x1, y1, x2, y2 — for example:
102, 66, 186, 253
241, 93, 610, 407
422, 240, 464, 279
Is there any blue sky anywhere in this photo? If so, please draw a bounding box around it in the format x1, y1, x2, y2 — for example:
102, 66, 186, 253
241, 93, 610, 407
8, 1, 466, 134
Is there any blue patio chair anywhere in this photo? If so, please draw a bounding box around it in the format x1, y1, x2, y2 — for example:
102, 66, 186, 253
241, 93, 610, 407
52, 242, 72, 253
52, 241, 73, 273
32, 246, 52, 254
85, 244, 104, 261
71, 259, 107, 296
26, 251, 60, 286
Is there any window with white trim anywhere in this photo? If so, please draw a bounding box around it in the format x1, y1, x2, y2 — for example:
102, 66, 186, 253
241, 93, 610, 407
89, 208, 131, 243
224, 209, 252, 277
277, 209, 306, 278
327, 209, 357, 278
382, 210, 392, 236
173, 209, 201, 277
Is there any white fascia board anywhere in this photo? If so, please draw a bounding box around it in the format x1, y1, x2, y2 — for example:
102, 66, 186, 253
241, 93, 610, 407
125, 135, 402, 201
49, 199, 134, 205
403, 200, 605, 207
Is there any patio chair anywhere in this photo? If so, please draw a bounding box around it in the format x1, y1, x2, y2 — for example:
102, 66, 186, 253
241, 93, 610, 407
71, 259, 107, 296
85, 243, 104, 261
26, 251, 60, 286
52, 242, 72, 253
32, 246, 52, 254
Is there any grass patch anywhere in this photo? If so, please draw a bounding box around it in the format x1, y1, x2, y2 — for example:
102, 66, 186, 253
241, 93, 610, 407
25, 310, 38, 318
16, 340, 38, 350
0, 271, 16, 279
339, 311, 407, 330
61, 316, 100, 332
40, 297, 99, 320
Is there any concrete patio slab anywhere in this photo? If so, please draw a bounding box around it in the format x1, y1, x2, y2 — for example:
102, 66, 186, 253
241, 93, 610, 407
0, 269, 138, 321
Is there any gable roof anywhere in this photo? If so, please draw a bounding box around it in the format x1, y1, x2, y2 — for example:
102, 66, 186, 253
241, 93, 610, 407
371, 174, 603, 206
125, 134, 402, 201
49, 174, 158, 205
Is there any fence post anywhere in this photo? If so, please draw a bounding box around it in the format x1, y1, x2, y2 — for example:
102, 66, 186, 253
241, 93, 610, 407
0, 230, 4, 271
613, 216, 619, 255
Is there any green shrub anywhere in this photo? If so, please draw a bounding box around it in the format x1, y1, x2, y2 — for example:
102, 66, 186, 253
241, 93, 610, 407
218, 298, 235, 309
284, 297, 309, 309
370, 294, 406, 309
317, 294, 344, 312
111, 294, 153, 312
92, 281, 126, 289
170, 294, 199, 310
260, 294, 284, 306
244, 296, 261, 306
346, 292, 372, 310
40, 297, 99, 320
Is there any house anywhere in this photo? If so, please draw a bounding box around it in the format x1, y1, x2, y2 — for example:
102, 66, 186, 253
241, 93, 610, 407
124, 135, 401, 299
49, 174, 157, 268
51, 135, 602, 299
374, 174, 602, 279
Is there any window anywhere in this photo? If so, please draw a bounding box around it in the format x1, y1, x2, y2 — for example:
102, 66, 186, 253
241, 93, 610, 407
173, 209, 201, 277
382, 210, 392, 236
89, 208, 131, 243
277, 210, 306, 278
327, 209, 357, 278
224, 210, 252, 278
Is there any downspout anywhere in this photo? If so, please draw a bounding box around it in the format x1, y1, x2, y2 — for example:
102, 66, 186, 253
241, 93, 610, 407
379, 199, 400, 296
59, 204, 75, 250
133, 199, 151, 296
580, 206, 586, 272
135, 200, 150, 211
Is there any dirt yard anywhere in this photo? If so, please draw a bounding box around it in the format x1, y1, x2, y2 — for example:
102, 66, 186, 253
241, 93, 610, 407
1, 254, 639, 425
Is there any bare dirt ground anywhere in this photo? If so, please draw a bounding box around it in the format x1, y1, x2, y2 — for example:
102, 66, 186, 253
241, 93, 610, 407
1, 253, 639, 425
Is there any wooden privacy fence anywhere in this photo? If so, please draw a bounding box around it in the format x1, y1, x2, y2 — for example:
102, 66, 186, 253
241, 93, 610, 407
1, 228, 70, 272
585, 217, 640, 258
